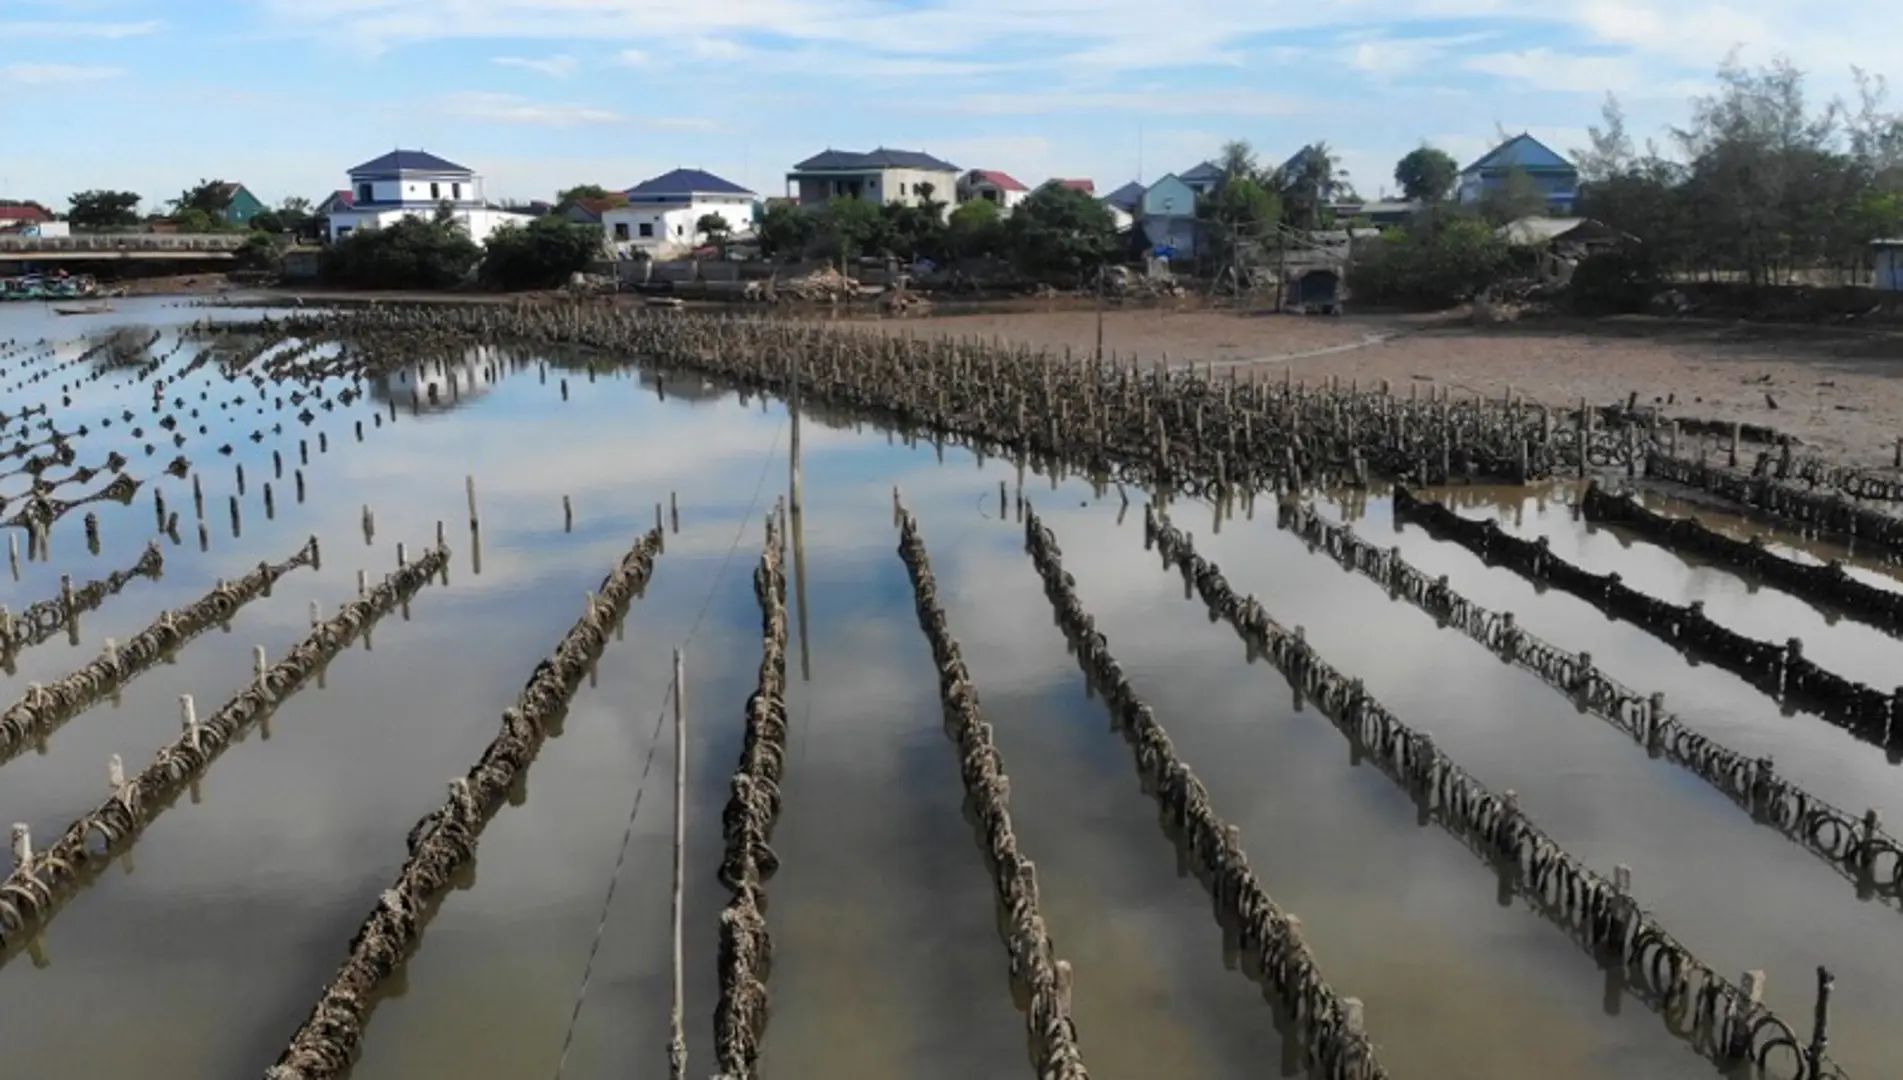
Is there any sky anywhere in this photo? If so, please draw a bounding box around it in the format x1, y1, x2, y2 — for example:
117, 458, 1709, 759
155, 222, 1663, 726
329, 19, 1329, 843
0, 0, 1893, 213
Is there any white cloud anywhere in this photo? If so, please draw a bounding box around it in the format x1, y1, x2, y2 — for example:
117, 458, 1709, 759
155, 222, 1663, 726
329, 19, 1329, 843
491, 54, 578, 77
0, 19, 161, 39
1463, 48, 1646, 95
685, 36, 748, 61
616, 48, 650, 66
436, 91, 712, 129
1, 63, 126, 86
941, 91, 1310, 118
1340, 31, 1498, 78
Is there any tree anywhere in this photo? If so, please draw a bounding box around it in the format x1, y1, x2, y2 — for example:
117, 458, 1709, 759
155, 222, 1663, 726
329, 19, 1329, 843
1393, 145, 1459, 202
946, 198, 1006, 258
1196, 176, 1281, 276
696, 213, 732, 253
1572, 94, 1638, 184
1275, 142, 1349, 228
319, 215, 481, 290
1346, 214, 1514, 308
269, 197, 313, 238
233, 232, 284, 272
554, 184, 625, 215
1217, 139, 1260, 182
171, 179, 234, 223
1477, 166, 1549, 223
66, 189, 142, 231
480, 215, 604, 289
170, 208, 220, 233
818, 196, 885, 263
1006, 183, 1119, 284
756, 202, 815, 261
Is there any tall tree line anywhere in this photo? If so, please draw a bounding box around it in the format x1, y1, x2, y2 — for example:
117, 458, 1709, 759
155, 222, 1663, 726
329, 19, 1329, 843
1575, 54, 1903, 286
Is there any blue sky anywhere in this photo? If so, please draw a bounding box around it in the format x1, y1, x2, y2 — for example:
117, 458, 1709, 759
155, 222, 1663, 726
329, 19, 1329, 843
0, 0, 1888, 213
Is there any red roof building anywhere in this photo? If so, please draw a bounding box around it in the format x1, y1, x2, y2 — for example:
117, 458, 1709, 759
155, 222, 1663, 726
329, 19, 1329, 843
1052, 179, 1096, 194
957, 169, 1030, 210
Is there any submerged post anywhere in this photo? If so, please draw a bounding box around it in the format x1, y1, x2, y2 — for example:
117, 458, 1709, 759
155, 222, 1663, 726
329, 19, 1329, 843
668, 647, 688, 1080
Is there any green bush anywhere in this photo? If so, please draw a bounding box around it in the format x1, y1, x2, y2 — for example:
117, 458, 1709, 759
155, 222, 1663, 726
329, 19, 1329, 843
480, 216, 603, 290
1566, 250, 1659, 314
1346, 214, 1513, 308
319, 216, 481, 290
233, 232, 281, 272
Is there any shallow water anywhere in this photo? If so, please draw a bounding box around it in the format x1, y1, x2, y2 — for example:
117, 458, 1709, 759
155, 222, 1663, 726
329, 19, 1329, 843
1, 299, 1898, 1080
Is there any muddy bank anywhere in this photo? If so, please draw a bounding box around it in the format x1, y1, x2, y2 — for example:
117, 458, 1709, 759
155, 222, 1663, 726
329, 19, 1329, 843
867, 307, 1903, 467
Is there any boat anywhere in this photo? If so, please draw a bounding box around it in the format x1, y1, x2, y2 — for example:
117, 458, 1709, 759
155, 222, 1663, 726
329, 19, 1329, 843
52, 302, 112, 316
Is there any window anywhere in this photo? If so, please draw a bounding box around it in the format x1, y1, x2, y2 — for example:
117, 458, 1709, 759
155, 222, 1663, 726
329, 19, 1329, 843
614, 223, 630, 240
638, 223, 653, 237
452, 183, 462, 200
336, 226, 353, 236
356, 182, 372, 203
675, 224, 683, 236
430, 182, 440, 199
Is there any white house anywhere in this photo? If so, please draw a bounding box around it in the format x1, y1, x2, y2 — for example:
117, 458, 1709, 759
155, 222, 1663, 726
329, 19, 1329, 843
602, 168, 757, 257
785, 148, 959, 214
956, 169, 1029, 212
324, 150, 532, 246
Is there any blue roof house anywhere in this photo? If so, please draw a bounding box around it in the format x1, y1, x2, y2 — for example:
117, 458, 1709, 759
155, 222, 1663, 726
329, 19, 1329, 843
784, 148, 960, 214
603, 168, 759, 256
324, 149, 532, 246
1456, 134, 1578, 213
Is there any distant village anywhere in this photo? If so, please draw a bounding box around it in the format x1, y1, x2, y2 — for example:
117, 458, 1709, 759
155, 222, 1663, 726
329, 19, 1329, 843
0, 134, 1578, 260
5, 125, 1898, 310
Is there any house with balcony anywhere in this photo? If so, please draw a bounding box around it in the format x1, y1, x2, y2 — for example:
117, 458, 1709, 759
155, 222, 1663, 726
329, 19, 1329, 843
323, 150, 532, 245
601, 168, 757, 257
957, 169, 1029, 212
785, 148, 959, 214
1456, 133, 1578, 214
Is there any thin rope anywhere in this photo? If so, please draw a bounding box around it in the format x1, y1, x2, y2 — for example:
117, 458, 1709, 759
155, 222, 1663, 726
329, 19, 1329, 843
554, 416, 787, 1080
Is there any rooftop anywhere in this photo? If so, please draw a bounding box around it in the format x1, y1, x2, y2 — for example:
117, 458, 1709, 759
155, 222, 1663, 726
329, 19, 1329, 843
793, 147, 960, 173
349, 149, 472, 176
1102, 180, 1145, 210
0, 205, 53, 222
1180, 161, 1223, 183
1464, 134, 1574, 175
1052, 179, 1095, 194
968, 169, 1028, 192
626, 168, 755, 197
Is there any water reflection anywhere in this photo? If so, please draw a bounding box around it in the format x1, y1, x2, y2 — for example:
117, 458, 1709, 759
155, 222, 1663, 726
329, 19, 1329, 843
1, 301, 1899, 1080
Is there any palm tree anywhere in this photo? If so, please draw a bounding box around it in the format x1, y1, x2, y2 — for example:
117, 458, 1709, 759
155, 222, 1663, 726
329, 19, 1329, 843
1217, 139, 1259, 183
1278, 142, 1350, 229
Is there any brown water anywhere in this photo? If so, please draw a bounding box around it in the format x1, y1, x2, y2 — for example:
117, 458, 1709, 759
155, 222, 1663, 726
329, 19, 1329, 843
1, 299, 1898, 1080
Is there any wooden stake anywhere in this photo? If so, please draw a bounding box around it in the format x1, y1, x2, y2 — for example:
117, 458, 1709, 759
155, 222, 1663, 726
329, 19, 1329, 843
668, 647, 688, 1080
